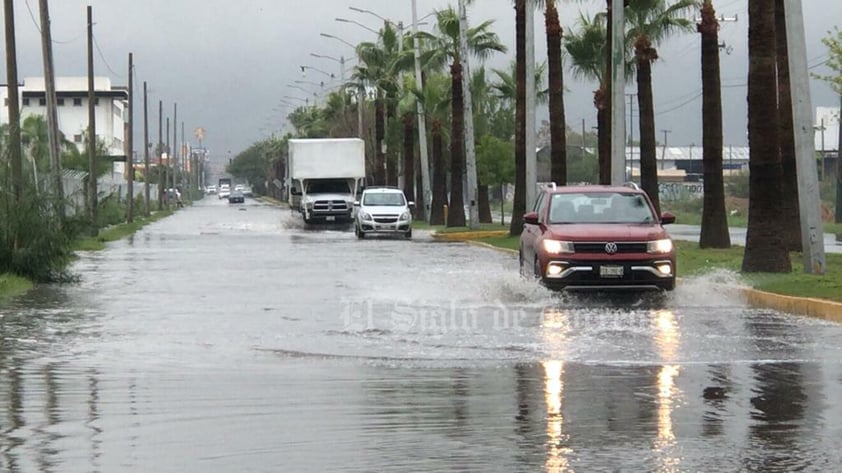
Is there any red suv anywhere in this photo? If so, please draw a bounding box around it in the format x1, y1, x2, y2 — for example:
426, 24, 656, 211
519, 184, 676, 291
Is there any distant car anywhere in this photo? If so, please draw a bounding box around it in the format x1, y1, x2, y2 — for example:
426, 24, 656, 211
354, 187, 413, 239
242, 186, 254, 197
228, 189, 245, 204
519, 183, 676, 291
218, 184, 231, 199
206, 185, 217, 195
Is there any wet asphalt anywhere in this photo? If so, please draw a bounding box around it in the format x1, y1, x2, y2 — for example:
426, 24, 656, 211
1, 196, 842, 472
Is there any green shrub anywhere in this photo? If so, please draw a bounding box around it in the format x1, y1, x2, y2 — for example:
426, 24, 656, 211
726, 171, 750, 199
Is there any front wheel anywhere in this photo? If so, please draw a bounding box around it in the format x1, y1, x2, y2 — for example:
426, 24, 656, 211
355, 225, 365, 239
404, 229, 412, 239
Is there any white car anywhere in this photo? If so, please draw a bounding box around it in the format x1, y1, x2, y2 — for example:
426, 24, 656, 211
354, 187, 413, 239
218, 184, 231, 199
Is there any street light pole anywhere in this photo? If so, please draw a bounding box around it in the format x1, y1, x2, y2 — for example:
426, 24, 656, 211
412, 0, 431, 220
610, 0, 626, 185
525, 1, 537, 211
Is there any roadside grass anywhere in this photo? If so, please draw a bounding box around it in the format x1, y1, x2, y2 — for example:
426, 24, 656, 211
413, 221, 508, 233
0, 273, 33, 301
470, 235, 842, 303
663, 200, 842, 235
73, 210, 173, 252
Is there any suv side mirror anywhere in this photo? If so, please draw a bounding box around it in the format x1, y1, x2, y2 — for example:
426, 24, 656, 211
660, 212, 676, 225
408, 201, 415, 208
523, 211, 540, 226
290, 188, 301, 196
354, 201, 360, 207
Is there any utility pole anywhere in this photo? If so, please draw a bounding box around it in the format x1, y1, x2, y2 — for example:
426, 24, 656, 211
525, 0, 537, 209
837, 93, 842, 223
87, 5, 98, 233
818, 118, 826, 182
166, 117, 170, 199
172, 103, 177, 192
38, 0, 64, 221
143, 81, 150, 216
158, 100, 164, 210
4, 0, 23, 207
411, 0, 431, 221
610, 0, 626, 185
126, 52, 134, 222
661, 129, 671, 171
627, 93, 636, 180
458, 0, 480, 228
783, 0, 825, 274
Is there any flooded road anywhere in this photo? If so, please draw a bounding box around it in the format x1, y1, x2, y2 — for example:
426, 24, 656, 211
2, 197, 842, 472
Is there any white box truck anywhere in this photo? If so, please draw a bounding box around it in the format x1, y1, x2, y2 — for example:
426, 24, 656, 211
287, 138, 366, 224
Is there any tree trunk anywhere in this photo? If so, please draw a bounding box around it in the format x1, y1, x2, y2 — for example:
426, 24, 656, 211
595, 86, 610, 185
402, 111, 416, 213
698, 0, 731, 249
374, 95, 386, 186
545, 0, 567, 186
4, 0, 23, 206
430, 125, 447, 225
386, 98, 399, 186
478, 184, 492, 223
602, 0, 613, 185
416, 151, 425, 221
510, 0, 527, 235
774, 0, 801, 251
635, 37, 660, 214
743, 0, 791, 273
448, 61, 467, 227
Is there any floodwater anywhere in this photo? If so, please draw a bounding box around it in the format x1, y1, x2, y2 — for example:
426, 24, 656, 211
2, 197, 842, 472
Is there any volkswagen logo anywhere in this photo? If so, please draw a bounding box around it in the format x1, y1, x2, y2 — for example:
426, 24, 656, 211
604, 242, 618, 254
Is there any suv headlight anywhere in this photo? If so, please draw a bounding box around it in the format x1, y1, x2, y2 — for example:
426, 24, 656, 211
542, 240, 574, 254
358, 211, 371, 221
400, 211, 410, 220
647, 238, 673, 254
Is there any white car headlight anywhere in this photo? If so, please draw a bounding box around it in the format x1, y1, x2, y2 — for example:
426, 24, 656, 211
358, 211, 371, 221
542, 239, 574, 254
647, 238, 674, 254
400, 211, 410, 220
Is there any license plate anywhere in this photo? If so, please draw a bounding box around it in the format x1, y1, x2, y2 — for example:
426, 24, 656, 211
326, 216, 336, 222
600, 265, 624, 278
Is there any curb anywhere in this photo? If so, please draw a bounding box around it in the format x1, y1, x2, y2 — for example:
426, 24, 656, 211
437, 233, 842, 322
740, 288, 842, 323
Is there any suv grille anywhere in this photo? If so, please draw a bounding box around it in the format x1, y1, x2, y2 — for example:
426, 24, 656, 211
314, 200, 348, 211
373, 214, 399, 224
573, 242, 648, 254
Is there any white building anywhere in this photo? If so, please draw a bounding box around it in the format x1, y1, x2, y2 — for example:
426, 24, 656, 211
0, 76, 128, 157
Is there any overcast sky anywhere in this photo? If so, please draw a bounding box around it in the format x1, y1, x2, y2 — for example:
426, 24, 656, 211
2, 0, 840, 161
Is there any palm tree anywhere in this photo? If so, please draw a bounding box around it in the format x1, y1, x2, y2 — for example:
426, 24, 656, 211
774, 0, 800, 251
742, 0, 790, 273
420, 7, 506, 228
508, 0, 529, 235
626, 0, 697, 215
565, 13, 610, 183
356, 24, 414, 186
398, 85, 416, 214
412, 73, 451, 225
544, 0, 567, 186
697, 0, 730, 248
21, 115, 50, 194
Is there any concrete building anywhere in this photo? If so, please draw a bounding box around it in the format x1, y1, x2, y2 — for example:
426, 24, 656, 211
0, 76, 128, 157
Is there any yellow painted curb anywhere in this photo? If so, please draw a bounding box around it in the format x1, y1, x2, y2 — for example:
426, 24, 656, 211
432, 230, 509, 241
740, 288, 842, 323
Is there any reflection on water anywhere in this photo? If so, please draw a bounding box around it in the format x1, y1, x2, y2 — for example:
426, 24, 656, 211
543, 360, 571, 473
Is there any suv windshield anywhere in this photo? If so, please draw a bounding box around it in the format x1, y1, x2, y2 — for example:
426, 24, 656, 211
363, 192, 405, 206
307, 180, 350, 194
548, 192, 656, 224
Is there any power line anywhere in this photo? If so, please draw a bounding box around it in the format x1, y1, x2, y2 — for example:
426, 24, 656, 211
23, 0, 85, 44
92, 33, 122, 77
